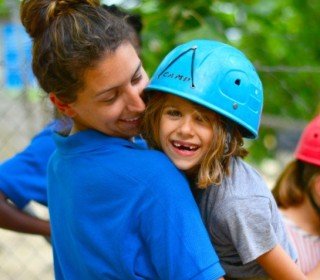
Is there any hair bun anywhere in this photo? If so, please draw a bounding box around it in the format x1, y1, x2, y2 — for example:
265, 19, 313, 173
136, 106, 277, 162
20, 0, 100, 39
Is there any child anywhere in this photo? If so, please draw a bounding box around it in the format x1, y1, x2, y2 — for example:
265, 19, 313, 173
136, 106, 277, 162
272, 115, 320, 278
20, 1, 225, 279
142, 39, 308, 280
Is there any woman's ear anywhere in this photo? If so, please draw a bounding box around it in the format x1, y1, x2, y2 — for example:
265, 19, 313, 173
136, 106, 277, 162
49, 92, 77, 118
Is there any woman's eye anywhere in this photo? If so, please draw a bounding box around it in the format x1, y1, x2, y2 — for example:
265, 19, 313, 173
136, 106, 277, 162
132, 74, 142, 85
103, 93, 117, 104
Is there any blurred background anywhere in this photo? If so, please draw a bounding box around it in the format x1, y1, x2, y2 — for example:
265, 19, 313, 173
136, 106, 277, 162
0, 0, 319, 279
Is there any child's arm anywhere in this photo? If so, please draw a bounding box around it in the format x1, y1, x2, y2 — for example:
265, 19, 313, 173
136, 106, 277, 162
306, 262, 320, 280
257, 244, 306, 280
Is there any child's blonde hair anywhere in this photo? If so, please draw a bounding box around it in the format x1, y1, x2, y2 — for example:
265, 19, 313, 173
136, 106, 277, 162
142, 92, 248, 188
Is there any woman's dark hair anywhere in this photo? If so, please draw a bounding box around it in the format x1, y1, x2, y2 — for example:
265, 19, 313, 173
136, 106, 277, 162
102, 4, 143, 52
102, 4, 142, 36
20, 0, 132, 103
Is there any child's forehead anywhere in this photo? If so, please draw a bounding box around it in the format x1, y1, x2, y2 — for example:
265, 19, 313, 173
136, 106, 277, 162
164, 94, 194, 107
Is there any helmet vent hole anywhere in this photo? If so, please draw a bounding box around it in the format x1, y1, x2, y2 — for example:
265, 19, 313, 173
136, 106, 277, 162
235, 79, 241, 86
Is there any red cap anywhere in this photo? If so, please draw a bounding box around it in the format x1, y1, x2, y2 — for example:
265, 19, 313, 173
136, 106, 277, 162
295, 115, 320, 167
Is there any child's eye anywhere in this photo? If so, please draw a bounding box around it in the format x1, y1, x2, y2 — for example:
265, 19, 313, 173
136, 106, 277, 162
166, 109, 181, 117
196, 114, 210, 124
195, 115, 203, 122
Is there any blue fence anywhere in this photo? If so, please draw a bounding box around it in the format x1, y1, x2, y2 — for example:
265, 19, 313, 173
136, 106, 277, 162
2, 23, 36, 90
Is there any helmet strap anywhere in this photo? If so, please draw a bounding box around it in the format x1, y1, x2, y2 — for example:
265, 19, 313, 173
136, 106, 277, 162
158, 46, 197, 88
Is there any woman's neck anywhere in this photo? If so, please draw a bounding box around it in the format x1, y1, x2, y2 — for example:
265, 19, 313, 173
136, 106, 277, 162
281, 197, 320, 236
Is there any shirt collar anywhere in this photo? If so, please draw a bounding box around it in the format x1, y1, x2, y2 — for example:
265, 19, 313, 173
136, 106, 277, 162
53, 129, 137, 154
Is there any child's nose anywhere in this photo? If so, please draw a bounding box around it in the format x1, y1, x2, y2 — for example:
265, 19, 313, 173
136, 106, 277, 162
178, 117, 195, 136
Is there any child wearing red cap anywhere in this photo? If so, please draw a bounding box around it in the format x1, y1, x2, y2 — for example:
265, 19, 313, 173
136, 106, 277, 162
273, 115, 320, 278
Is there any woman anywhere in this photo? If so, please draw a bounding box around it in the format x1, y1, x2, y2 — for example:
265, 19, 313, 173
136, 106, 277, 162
20, 0, 225, 279
0, 4, 142, 238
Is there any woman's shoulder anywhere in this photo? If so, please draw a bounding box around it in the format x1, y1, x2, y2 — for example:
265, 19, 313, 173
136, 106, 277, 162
119, 147, 184, 179
127, 147, 174, 166
120, 148, 190, 196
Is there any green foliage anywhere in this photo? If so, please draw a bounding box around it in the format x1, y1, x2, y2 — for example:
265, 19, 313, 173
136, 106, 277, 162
0, 0, 20, 19
0, 0, 10, 19
3, 0, 319, 164
136, 0, 320, 163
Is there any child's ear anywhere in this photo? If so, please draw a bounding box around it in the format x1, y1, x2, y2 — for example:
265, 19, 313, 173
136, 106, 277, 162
49, 92, 77, 118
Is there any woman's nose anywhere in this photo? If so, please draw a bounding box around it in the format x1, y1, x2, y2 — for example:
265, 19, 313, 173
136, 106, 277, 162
125, 86, 146, 113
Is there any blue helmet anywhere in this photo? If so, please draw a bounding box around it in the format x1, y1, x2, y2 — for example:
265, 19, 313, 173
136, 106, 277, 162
145, 39, 263, 139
